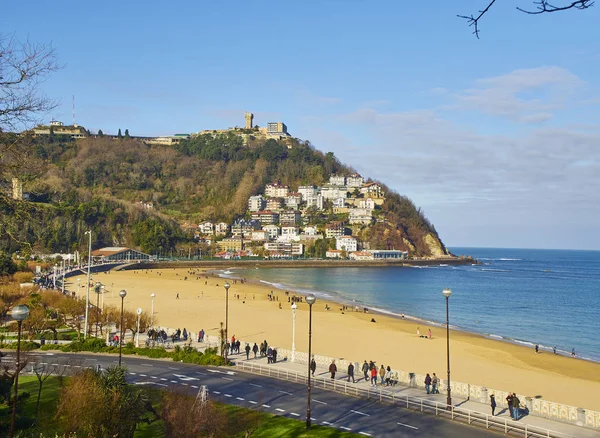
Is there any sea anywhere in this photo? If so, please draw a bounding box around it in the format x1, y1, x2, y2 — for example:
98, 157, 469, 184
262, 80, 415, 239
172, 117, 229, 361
219, 248, 600, 362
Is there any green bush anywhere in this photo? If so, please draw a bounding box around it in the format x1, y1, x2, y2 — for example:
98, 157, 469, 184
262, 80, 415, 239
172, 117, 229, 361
62, 337, 106, 352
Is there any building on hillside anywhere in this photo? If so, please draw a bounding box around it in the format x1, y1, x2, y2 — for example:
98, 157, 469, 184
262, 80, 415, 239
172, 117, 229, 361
245, 112, 254, 129
251, 210, 279, 225
264, 241, 303, 256
325, 221, 344, 238
346, 174, 364, 188
91, 247, 151, 262
136, 201, 154, 210
217, 237, 243, 251
215, 222, 229, 236
262, 224, 279, 240
265, 183, 289, 198
358, 198, 375, 210
11, 178, 23, 200
303, 226, 319, 236
33, 120, 88, 139
284, 193, 302, 209
329, 174, 346, 186
231, 219, 261, 237
265, 198, 283, 211
320, 185, 347, 200
198, 221, 214, 234
336, 236, 358, 252
304, 193, 324, 210
280, 210, 302, 226
332, 197, 346, 208
325, 249, 342, 258
349, 251, 374, 260
370, 250, 408, 259
280, 226, 299, 240
349, 208, 373, 225
251, 230, 268, 241
360, 182, 384, 198
298, 185, 318, 200
266, 122, 290, 137
248, 195, 266, 212
144, 135, 188, 146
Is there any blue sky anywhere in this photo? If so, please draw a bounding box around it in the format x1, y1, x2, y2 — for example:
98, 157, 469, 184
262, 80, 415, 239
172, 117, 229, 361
4, 1, 600, 250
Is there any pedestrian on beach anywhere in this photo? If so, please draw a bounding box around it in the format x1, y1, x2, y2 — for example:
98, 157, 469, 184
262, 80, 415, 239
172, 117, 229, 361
176, 293, 179, 299
535, 344, 539, 354
379, 365, 385, 385
431, 373, 439, 394
310, 358, 317, 376
245, 343, 250, 360
553, 346, 557, 355
362, 360, 369, 381
417, 327, 420, 337
329, 360, 337, 379
571, 348, 576, 358
347, 362, 355, 383
252, 342, 258, 358
506, 393, 514, 418
512, 393, 520, 420
425, 373, 432, 394
490, 394, 496, 416
385, 366, 392, 386
428, 328, 432, 339
273, 348, 278, 363
370, 366, 378, 386
267, 347, 273, 364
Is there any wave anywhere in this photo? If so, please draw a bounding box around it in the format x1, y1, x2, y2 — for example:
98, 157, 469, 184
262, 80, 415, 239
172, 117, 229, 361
478, 258, 522, 261
258, 279, 335, 300
480, 268, 510, 272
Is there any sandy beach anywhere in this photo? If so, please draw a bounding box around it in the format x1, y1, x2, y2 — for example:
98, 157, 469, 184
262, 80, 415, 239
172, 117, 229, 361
70, 267, 600, 411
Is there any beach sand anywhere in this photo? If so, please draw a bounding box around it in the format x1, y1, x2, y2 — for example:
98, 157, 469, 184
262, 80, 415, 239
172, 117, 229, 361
71, 267, 600, 411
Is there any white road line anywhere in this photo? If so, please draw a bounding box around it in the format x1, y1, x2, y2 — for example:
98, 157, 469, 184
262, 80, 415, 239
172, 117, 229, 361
129, 372, 137, 375
397, 422, 419, 430
181, 383, 188, 386
151, 376, 157, 379
275, 408, 285, 412
140, 374, 147, 377
213, 391, 221, 395
141, 363, 153, 366
279, 390, 293, 395
341, 426, 352, 431
224, 394, 232, 398
311, 417, 317, 421
191, 385, 198, 389
249, 383, 262, 388
160, 378, 167, 381
195, 371, 207, 375
73, 365, 81, 368
322, 421, 332, 425
290, 413, 300, 417
312, 398, 327, 404
236, 397, 245, 401
222, 377, 233, 381
249, 401, 257, 404
351, 410, 370, 416
168, 367, 180, 370
359, 432, 372, 437
170, 380, 177, 383
262, 404, 271, 408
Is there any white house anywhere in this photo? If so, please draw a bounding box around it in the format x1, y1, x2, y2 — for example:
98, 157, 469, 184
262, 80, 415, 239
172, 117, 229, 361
326, 249, 342, 258
349, 251, 374, 260
248, 195, 266, 212
346, 173, 364, 188
265, 198, 283, 211
215, 222, 229, 235
305, 194, 324, 210
264, 241, 304, 256
265, 183, 289, 198
329, 174, 346, 186
284, 193, 302, 209
358, 197, 375, 210
198, 221, 214, 235
281, 226, 300, 240
349, 208, 373, 225
303, 226, 318, 235
298, 185, 318, 200
360, 182, 384, 198
333, 197, 346, 208
321, 185, 347, 200
251, 230, 268, 241
263, 224, 279, 240
336, 236, 358, 252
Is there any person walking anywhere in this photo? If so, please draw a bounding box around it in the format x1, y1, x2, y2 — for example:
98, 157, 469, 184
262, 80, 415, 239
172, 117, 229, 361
431, 373, 439, 394
329, 360, 337, 380
310, 357, 317, 376
370, 366, 378, 386
252, 342, 258, 358
384, 366, 392, 386
506, 393, 514, 418
425, 373, 432, 394
553, 345, 557, 355
347, 362, 355, 383
362, 360, 369, 382
512, 393, 520, 420
490, 394, 496, 416
535, 344, 539, 354
379, 365, 386, 385
267, 346, 273, 364
272, 348, 278, 363
428, 328, 432, 339
245, 343, 250, 360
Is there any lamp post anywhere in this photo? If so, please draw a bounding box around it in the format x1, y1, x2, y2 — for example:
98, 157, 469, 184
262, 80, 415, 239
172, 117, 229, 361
442, 287, 452, 409
291, 302, 297, 362
94, 282, 102, 337
84, 230, 92, 339
305, 294, 316, 430
135, 308, 142, 347
150, 293, 156, 327
9, 304, 29, 438
61, 260, 65, 294
223, 282, 230, 361
118, 290, 127, 367
101, 285, 105, 311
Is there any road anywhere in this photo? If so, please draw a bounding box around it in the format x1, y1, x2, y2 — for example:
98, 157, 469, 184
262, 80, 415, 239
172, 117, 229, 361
9, 351, 501, 438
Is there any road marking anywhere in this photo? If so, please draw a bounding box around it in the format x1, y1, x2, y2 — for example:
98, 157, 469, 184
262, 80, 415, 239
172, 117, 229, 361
249, 383, 262, 388
262, 404, 271, 408
290, 413, 300, 417
224, 394, 232, 398
129, 372, 137, 375
275, 408, 285, 412
341, 426, 352, 431
311, 417, 317, 421
359, 433, 372, 437
312, 398, 327, 404
140, 374, 147, 377
181, 383, 188, 386
249, 401, 257, 404
191, 385, 198, 389
160, 378, 167, 381
213, 391, 221, 395
168, 367, 180, 370
222, 377, 233, 381
351, 410, 370, 416
151, 376, 157, 379
322, 421, 332, 425
141, 363, 153, 367
279, 390, 293, 395
170, 380, 177, 383
73, 365, 81, 368
174, 374, 199, 381
195, 372, 207, 375
236, 397, 245, 401
397, 422, 419, 430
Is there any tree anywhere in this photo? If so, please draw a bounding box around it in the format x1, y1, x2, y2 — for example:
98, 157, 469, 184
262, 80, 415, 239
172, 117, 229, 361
32, 358, 73, 419
0, 251, 17, 276
459, 0, 593, 38
117, 128, 122, 139
97, 129, 104, 137
124, 129, 130, 139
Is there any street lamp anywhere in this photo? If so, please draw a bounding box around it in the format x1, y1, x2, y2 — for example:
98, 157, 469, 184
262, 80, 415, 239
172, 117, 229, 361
9, 304, 29, 438
84, 230, 92, 339
94, 282, 102, 337
150, 293, 156, 327
223, 282, 230, 361
291, 302, 297, 362
305, 294, 316, 430
442, 287, 452, 409
101, 285, 105, 311
135, 308, 142, 347
118, 290, 127, 367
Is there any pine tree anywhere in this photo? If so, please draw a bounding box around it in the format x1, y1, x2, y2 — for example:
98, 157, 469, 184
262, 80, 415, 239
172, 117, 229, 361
98, 129, 104, 137
124, 129, 130, 139
118, 128, 122, 139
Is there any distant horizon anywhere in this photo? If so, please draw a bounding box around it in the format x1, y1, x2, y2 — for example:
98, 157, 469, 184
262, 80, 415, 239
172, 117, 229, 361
447, 245, 600, 252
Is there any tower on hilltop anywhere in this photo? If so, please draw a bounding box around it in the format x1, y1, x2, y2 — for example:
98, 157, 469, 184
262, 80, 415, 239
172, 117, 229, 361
245, 112, 254, 129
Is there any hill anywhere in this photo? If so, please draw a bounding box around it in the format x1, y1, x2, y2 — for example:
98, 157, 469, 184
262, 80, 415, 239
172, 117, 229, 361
0, 132, 450, 258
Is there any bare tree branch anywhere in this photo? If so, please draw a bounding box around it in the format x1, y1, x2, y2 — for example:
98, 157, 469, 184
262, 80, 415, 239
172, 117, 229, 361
458, 0, 593, 38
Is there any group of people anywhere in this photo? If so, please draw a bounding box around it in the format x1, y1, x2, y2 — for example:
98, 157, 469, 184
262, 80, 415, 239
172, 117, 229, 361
312, 359, 397, 386
424, 373, 440, 394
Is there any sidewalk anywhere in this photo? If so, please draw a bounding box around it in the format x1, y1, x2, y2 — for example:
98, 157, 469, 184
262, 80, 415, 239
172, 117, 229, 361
230, 352, 599, 438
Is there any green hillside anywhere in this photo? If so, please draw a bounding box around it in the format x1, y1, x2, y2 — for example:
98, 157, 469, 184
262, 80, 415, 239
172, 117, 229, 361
0, 132, 449, 258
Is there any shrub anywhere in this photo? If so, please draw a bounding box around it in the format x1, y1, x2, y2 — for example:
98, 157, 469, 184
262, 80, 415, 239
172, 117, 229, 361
62, 337, 107, 352
13, 271, 34, 284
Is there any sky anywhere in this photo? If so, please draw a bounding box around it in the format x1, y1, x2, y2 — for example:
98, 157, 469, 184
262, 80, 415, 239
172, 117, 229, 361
3, 1, 600, 250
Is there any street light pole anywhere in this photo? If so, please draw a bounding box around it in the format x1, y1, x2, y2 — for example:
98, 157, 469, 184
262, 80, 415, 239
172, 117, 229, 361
9, 304, 29, 438
136, 308, 142, 347
119, 290, 127, 367
305, 294, 316, 430
291, 302, 297, 362
223, 282, 230, 362
94, 282, 101, 337
84, 230, 92, 339
442, 287, 453, 409
150, 293, 155, 327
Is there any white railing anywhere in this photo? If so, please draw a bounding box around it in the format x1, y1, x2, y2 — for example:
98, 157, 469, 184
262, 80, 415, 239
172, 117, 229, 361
234, 361, 576, 438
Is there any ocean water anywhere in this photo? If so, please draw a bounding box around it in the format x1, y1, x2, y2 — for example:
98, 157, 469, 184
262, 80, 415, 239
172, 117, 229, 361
224, 248, 600, 362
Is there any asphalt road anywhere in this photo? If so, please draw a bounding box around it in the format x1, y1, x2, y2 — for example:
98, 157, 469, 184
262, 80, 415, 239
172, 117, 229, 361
8, 351, 502, 438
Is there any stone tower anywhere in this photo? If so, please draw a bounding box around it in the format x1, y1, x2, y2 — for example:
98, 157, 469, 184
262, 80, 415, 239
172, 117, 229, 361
245, 112, 254, 129
12, 178, 23, 200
